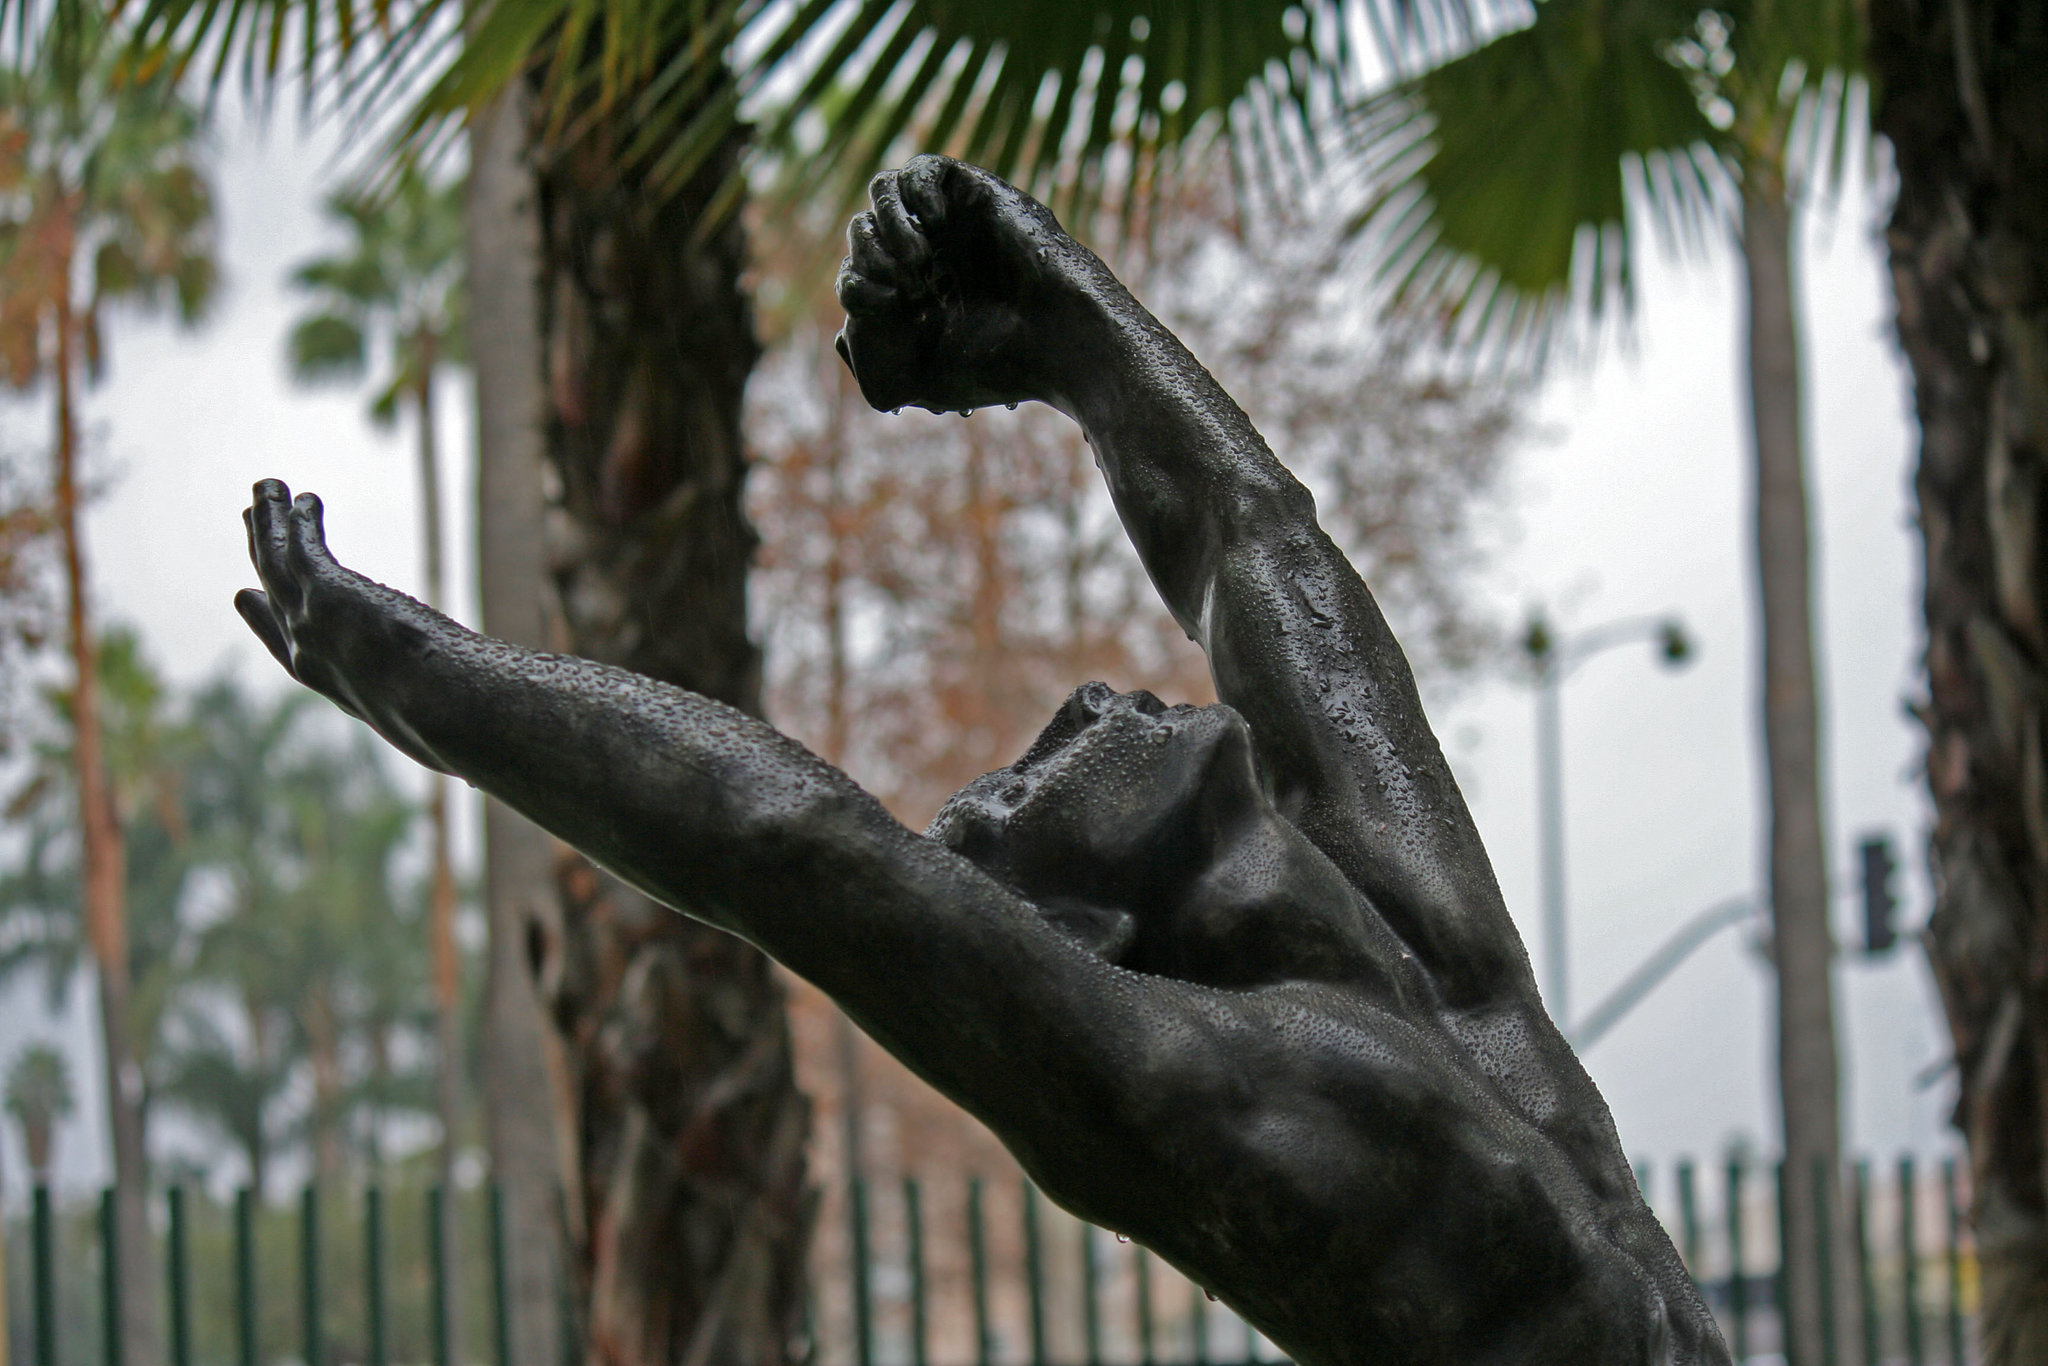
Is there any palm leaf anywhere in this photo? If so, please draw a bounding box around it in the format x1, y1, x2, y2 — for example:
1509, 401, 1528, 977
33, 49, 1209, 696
287, 311, 368, 380
1347, 0, 1721, 363
86, 0, 1515, 230
1345, 0, 1863, 364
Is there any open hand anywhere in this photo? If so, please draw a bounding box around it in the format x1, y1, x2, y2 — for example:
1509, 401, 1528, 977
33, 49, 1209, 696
235, 478, 444, 772
834, 154, 1109, 416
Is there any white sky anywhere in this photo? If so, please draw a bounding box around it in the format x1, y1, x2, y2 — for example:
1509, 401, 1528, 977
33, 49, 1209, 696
0, 104, 1954, 1213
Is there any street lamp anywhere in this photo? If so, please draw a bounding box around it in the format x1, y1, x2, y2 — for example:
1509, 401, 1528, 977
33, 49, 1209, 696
1522, 611, 1693, 1029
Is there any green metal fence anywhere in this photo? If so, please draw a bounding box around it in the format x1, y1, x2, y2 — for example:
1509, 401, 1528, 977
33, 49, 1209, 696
6, 1156, 1980, 1366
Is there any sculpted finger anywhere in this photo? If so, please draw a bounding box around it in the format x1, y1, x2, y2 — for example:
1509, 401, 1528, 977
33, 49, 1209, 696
848, 212, 901, 284
870, 174, 930, 265
288, 491, 340, 576
234, 588, 296, 678
835, 263, 898, 317
899, 154, 950, 229
248, 479, 301, 611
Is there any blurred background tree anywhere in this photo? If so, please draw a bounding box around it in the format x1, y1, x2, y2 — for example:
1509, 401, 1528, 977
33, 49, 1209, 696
0, 5, 216, 1353
0, 451, 53, 750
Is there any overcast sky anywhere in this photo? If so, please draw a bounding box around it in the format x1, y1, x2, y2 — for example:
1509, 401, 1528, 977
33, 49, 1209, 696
0, 102, 1951, 1216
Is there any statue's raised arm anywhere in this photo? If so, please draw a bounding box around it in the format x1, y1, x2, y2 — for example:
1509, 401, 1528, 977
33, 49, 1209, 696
837, 154, 1524, 1007
235, 155, 1730, 1366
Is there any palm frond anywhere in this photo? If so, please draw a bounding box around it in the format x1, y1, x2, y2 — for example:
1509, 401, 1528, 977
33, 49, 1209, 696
287, 311, 368, 379
1343, 0, 1863, 366
89, 0, 1519, 233
745, 1, 1375, 239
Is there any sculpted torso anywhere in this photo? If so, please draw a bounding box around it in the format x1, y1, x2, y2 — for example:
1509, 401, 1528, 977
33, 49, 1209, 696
237, 156, 1730, 1366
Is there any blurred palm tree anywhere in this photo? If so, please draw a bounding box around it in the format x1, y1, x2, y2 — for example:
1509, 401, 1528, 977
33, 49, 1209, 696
183, 679, 430, 1188
0, 7, 215, 1354
0, 632, 198, 1099
1343, 1, 1862, 1357
284, 155, 469, 1205
0, 629, 198, 1048
160, 684, 308, 1198
4, 1044, 74, 1180
154, 1010, 289, 1195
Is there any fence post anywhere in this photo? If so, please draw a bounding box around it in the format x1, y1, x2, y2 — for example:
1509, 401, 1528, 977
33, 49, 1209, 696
1777, 1161, 1796, 1366
966, 1178, 991, 1366
1677, 1161, 1701, 1281
96, 1191, 118, 1366
1727, 1159, 1748, 1362
365, 1186, 387, 1366
1943, 1159, 1965, 1366
1817, 1158, 1841, 1366
1900, 1157, 1922, 1366
848, 1177, 873, 1366
1081, 1225, 1101, 1366
32, 1184, 55, 1366
903, 1179, 927, 1366
167, 1187, 190, 1366
488, 1184, 510, 1366
233, 1189, 256, 1366
301, 1186, 323, 1366
1134, 1244, 1154, 1366
1853, 1163, 1878, 1366
1022, 1183, 1046, 1366
429, 1187, 451, 1366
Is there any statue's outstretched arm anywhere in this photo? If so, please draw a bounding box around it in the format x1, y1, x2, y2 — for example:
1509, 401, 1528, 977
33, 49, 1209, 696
232, 479, 1219, 1177
837, 157, 1530, 1004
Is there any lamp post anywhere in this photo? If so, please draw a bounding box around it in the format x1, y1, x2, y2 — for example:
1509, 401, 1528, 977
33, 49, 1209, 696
1522, 612, 1692, 1029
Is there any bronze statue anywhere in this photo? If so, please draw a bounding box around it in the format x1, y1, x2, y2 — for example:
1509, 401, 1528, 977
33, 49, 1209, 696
238, 155, 1729, 1366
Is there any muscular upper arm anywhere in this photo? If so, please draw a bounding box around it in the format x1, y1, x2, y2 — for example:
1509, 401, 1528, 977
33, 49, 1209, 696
1190, 492, 1533, 1006
1063, 329, 1529, 1005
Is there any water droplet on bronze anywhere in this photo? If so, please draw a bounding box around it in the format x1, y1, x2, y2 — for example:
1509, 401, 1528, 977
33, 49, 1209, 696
1204, 1289, 1218, 1302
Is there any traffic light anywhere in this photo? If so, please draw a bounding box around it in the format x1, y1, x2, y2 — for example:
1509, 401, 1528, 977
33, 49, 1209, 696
1860, 835, 1898, 954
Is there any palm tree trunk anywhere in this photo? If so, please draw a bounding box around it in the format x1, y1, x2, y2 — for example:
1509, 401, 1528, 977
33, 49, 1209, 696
468, 78, 568, 1366
1871, 1, 2048, 1358
534, 66, 811, 1366
52, 271, 159, 1366
1740, 165, 1860, 1366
